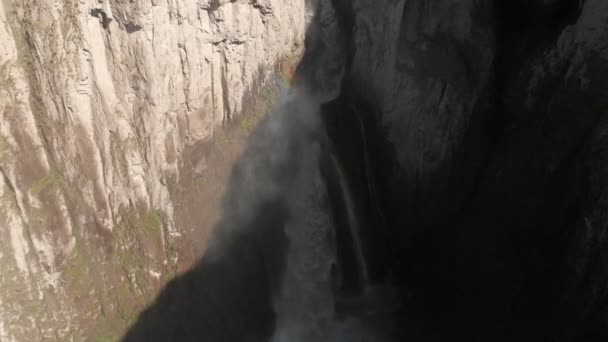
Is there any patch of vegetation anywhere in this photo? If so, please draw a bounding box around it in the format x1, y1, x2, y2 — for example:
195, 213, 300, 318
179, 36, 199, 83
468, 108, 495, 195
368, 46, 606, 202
194, 175, 208, 188
62, 242, 93, 295
0, 135, 11, 162
60, 180, 87, 213
239, 112, 260, 133
91, 313, 129, 342
118, 207, 165, 234
117, 245, 144, 274
217, 130, 231, 146
237, 105, 270, 136
143, 210, 164, 232
16, 299, 47, 326
113, 207, 166, 299
28, 205, 50, 229
30, 167, 61, 195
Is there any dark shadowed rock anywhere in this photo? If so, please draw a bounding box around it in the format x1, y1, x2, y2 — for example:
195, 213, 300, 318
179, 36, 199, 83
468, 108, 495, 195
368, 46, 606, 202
126, 1, 608, 341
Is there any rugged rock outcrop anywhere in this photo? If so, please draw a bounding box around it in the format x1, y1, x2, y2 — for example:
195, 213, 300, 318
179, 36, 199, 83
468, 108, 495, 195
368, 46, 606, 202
0, 0, 307, 339
3, 0, 608, 340
308, 0, 608, 340
123, 0, 608, 341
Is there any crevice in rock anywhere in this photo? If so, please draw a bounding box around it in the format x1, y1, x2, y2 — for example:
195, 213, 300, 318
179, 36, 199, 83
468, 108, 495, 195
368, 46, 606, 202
124, 22, 143, 33
90, 9, 113, 29
219, 54, 231, 124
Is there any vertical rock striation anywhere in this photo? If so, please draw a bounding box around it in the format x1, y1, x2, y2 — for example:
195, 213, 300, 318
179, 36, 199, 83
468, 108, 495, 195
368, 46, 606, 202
0, 0, 307, 339
305, 0, 608, 339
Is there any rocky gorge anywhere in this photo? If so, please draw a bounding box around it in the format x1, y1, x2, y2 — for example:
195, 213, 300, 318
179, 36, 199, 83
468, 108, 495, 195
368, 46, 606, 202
126, 0, 608, 341
0, 0, 308, 340
3, 0, 608, 341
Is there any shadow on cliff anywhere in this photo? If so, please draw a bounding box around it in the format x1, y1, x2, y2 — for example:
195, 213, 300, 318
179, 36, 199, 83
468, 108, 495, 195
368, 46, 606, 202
124, 0, 608, 341
122, 88, 323, 341
123, 3, 336, 340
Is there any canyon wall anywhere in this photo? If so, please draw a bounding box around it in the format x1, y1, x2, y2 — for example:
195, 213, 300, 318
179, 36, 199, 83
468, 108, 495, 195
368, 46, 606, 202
79, 0, 608, 340
307, 0, 608, 339
0, 0, 307, 340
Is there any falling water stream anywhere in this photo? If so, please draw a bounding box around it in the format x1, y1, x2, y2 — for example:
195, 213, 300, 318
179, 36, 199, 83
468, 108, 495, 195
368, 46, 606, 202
267, 89, 397, 341
328, 147, 372, 291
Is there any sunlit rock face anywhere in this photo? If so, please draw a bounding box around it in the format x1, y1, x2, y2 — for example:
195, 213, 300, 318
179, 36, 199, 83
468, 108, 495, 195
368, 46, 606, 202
0, 0, 308, 339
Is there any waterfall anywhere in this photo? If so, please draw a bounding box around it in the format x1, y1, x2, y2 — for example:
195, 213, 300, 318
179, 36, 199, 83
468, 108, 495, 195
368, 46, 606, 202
268, 91, 395, 341
327, 145, 372, 291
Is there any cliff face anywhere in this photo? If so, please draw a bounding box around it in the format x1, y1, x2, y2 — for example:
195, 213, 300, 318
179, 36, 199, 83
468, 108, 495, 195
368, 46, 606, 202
309, 0, 608, 339
66, 0, 608, 340
0, 0, 307, 340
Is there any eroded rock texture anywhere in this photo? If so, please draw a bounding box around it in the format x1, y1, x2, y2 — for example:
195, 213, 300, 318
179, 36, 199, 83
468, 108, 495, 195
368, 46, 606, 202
310, 0, 608, 340
125, 0, 608, 341
3, 0, 608, 340
0, 0, 307, 339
